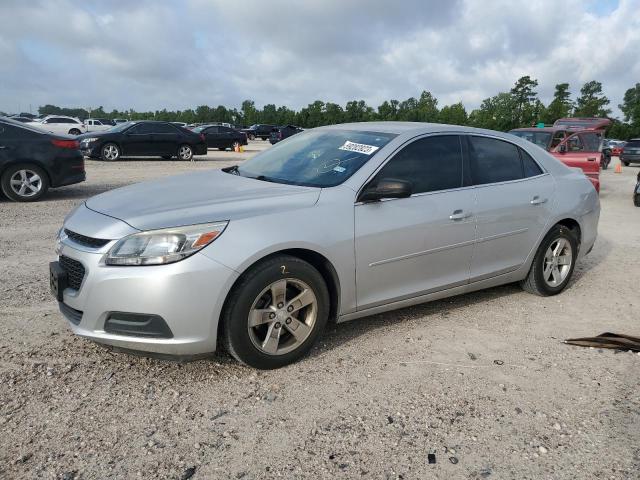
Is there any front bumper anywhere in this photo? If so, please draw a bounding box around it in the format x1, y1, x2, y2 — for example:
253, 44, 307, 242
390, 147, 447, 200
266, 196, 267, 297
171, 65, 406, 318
55, 239, 239, 356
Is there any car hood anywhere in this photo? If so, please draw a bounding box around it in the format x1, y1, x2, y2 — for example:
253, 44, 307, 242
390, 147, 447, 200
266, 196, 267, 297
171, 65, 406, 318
85, 169, 321, 231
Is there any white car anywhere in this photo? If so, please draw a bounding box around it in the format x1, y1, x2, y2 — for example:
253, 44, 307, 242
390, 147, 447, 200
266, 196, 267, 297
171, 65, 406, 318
84, 118, 115, 132
27, 115, 87, 136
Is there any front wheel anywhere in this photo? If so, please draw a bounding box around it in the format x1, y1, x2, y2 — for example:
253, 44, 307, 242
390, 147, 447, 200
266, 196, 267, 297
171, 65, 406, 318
1, 164, 49, 202
622, 161, 630, 166
520, 225, 578, 296
221, 255, 330, 369
68, 128, 81, 135
177, 144, 193, 161
101, 143, 120, 161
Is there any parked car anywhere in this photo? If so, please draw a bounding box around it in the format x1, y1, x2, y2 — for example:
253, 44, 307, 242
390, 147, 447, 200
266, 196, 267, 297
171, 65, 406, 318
171, 122, 188, 128
113, 118, 128, 124
269, 125, 304, 144
192, 125, 247, 150
242, 124, 276, 140
620, 139, 640, 166
634, 171, 640, 207
510, 127, 604, 191
84, 118, 115, 132
77, 121, 207, 161
51, 122, 598, 368
27, 115, 87, 136
608, 140, 625, 157
0, 117, 85, 202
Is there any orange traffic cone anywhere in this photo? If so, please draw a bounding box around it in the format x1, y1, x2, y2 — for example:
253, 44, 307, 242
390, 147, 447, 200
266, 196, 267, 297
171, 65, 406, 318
614, 162, 622, 173
234, 144, 240, 153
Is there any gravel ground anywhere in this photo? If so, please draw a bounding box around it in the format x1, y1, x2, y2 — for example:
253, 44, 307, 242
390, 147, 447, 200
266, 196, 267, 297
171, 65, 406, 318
1, 145, 639, 479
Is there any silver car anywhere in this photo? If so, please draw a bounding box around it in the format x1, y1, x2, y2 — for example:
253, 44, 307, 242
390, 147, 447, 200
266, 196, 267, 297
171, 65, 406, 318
51, 122, 599, 369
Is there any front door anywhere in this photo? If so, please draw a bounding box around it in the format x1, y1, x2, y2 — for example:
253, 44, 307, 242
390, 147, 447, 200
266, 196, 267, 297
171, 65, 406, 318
551, 131, 601, 182
123, 123, 155, 155
467, 135, 556, 281
355, 134, 476, 310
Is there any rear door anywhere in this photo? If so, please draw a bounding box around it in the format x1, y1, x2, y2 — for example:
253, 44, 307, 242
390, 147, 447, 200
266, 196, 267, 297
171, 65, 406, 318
150, 123, 180, 155
203, 126, 221, 148
355, 134, 476, 309
468, 135, 555, 281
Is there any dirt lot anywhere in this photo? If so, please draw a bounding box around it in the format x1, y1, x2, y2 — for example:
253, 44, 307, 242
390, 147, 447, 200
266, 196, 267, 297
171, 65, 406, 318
1, 143, 639, 479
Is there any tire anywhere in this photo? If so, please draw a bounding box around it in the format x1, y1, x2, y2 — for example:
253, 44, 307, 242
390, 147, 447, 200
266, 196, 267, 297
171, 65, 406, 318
634, 193, 640, 207
520, 225, 578, 296
68, 129, 81, 135
1, 163, 49, 202
221, 255, 330, 369
248, 134, 255, 140
260, 136, 267, 141
101, 143, 120, 161
177, 144, 193, 161
623, 161, 630, 166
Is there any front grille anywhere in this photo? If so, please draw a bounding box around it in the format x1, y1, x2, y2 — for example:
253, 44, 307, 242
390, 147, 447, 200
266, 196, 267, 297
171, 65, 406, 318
59, 302, 83, 325
59, 255, 86, 290
64, 229, 111, 248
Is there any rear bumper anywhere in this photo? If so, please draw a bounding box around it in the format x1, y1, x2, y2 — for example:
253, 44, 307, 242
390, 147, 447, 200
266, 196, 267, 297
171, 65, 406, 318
620, 154, 640, 163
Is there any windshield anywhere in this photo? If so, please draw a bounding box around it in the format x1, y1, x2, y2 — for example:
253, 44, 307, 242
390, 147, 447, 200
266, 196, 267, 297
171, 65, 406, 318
236, 129, 397, 187
108, 121, 138, 132
192, 126, 206, 133
510, 130, 552, 149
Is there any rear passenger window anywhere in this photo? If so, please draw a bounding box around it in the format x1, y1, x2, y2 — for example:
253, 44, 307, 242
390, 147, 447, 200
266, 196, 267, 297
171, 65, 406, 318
580, 132, 601, 152
468, 136, 522, 185
520, 148, 543, 177
151, 123, 177, 134
374, 135, 463, 194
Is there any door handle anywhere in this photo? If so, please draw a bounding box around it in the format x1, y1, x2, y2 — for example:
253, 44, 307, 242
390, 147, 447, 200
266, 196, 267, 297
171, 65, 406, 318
530, 196, 548, 205
449, 209, 472, 220
587, 157, 597, 161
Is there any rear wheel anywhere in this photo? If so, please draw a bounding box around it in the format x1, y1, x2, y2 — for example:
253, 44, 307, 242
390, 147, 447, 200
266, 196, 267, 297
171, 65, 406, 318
101, 143, 120, 161
623, 161, 630, 166
177, 144, 193, 161
1, 164, 49, 202
520, 225, 578, 296
68, 128, 81, 135
221, 255, 330, 369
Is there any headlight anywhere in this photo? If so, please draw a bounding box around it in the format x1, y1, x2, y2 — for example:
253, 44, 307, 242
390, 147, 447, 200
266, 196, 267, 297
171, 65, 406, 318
104, 222, 228, 266
82, 137, 99, 143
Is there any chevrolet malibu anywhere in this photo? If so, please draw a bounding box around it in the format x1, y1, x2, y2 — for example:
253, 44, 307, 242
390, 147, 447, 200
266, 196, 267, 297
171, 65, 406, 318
51, 122, 599, 369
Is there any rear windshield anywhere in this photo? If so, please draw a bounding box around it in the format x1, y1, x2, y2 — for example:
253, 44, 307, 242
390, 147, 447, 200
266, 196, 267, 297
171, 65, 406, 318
509, 131, 552, 149
237, 129, 397, 187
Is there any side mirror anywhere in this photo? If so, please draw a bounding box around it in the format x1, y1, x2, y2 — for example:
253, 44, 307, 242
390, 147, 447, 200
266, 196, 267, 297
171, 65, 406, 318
359, 178, 413, 203
557, 144, 567, 153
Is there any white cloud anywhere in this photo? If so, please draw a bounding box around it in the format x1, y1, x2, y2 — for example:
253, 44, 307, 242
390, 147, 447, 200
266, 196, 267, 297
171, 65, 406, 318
0, 0, 638, 117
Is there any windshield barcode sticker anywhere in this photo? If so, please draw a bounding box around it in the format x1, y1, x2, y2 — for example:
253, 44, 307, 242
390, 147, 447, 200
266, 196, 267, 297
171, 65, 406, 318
338, 141, 380, 155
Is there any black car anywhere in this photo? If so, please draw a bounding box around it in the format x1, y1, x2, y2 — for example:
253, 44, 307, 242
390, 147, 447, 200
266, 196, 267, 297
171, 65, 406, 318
620, 139, 640, 166
242, 124, 276, 140
0, 117, 85, 202
269, 125, 303, 144
635, 171, 640, 207
78, 121, 207, 161
192, 125, 248, 150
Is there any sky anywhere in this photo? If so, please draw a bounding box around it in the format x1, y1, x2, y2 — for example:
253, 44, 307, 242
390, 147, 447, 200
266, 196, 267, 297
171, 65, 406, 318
0, 0, 638, 118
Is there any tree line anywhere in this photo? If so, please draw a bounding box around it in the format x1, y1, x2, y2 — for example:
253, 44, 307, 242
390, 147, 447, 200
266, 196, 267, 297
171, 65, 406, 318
31, 77, 640, 139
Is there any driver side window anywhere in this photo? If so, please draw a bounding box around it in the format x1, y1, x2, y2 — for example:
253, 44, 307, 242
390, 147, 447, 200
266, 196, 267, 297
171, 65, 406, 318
567, 135, 584, 152
373, 135, 464, 194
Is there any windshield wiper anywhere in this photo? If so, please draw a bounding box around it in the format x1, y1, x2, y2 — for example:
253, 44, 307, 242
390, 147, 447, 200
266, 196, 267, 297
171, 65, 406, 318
253, 175, 280, 183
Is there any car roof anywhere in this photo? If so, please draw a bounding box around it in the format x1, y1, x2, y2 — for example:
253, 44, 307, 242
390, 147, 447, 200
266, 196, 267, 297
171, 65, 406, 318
318, 121, 529, 138
0, 116, 49, 134
510, 127, 562, 132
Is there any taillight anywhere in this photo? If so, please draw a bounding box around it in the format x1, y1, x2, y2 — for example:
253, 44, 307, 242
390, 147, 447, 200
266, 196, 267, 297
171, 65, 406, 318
200, 134, 205, 142
51, 139, 79, 149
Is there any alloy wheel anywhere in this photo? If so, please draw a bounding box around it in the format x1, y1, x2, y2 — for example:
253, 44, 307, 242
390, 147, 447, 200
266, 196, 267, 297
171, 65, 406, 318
543, 238, 573, 287
247, 278, 318, 356
178, 145, 192, 160
102, 145, 119, 160
9, 169, 42, 197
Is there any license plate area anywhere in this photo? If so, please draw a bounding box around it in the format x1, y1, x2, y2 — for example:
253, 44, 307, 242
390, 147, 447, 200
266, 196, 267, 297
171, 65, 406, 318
49, 261, 68, 302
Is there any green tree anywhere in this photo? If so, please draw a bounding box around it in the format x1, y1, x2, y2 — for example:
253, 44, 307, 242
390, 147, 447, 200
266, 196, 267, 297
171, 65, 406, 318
377, 100, 399, 120
619, 83, 640, 136
542, 83, 573, 124
323, 102, 344, 125
417, 90, 439, 122
510, 76, 539, 127
241, 100, 259, 126
469, 92, 515, 131
438, 102, 468, 125
574, 80, 611, 117
344, 100, 374, 123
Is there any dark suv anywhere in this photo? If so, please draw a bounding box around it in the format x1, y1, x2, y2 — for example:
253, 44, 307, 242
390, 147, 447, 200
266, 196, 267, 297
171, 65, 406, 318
269, 125, 304, 144
242, 124, 276, 140
620, 139, 640, 166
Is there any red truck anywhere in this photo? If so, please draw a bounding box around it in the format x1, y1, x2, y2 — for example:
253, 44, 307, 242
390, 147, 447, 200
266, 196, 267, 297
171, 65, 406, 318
510, 118, 611, 193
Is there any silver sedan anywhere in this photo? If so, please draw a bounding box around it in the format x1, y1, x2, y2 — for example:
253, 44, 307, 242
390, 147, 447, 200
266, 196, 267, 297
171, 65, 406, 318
51, 122, 599, 368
